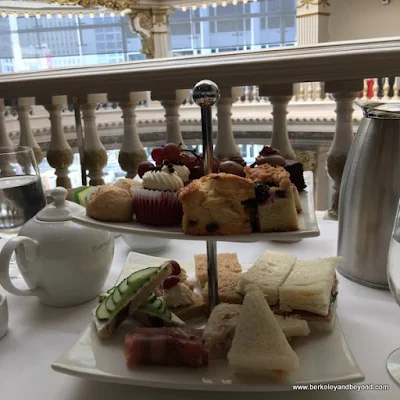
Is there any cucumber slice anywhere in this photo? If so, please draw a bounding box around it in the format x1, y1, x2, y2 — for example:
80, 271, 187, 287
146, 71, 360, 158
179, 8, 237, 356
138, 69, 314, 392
96, 299, 112, 320
112, 286, 122, 304
95, 264, 169, 323
105, 294, 117, 313
107, 288, 115, 295
118, 278, 129, 294
139, 297, 172, 323
152, 299, 163, 310
146, 293, 157, 304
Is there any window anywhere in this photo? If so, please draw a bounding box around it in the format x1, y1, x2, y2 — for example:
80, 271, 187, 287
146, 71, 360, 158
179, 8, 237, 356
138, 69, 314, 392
217, 20, 237, 33
268, 16, 281, 29
171, 24, 191, 36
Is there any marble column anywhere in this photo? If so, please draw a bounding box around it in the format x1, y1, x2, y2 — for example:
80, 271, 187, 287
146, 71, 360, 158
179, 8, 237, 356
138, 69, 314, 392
17, 97, 43, 165
259, 84, 295, 159
152, 89, 190, 147
114, 92, 148, 179
324, 80, 363, 220
0, 99, 12, 147
214, 87, 243, 160
81, 94, 108, 186
45, 96, 73, 188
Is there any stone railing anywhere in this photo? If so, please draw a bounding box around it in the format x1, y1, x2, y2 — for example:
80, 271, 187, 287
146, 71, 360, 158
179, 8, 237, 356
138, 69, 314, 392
1, 37, 400, 219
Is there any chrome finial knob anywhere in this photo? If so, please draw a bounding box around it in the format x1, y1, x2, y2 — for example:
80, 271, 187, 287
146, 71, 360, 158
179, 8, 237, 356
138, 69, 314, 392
192, 80, 220, 107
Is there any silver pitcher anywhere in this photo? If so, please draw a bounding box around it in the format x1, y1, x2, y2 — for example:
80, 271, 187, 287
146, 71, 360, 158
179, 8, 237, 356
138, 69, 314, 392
338, 101, 400, 289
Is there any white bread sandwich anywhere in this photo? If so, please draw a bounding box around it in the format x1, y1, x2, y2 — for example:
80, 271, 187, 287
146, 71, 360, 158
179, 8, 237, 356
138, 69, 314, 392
278, 257, 340, 332
93, 261, 177, 339
204, 302, 309, 359
227, 288, 299, 379
236, 250, 296, 305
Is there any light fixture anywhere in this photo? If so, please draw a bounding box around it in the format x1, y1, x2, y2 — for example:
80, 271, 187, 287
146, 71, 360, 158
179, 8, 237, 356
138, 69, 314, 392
99, 11, 105, 17
110, 11, 115, 17
212, 2, 217, 7
35, 13, 41, 19
12, 12, 18, 18
1, 11, 7, 18
57, 13, 62, 19
243, 0, 248, 3
202, 3, 207, 8
46, 13, 52, 19
232, 0, 238, 4
181, 5, 187, 11
192, 4, 197, 10
89, 12, 94, 18
120, 11, 125, 17
222, 0, 227, 6
78, 12, 84, 19
67, 13, 73, 19
24, 12, 29, 18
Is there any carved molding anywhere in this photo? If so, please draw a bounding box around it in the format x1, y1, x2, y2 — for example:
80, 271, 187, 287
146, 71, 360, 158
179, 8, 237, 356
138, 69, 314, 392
48, 0, 135, 10
297, 0, 330, 8
130, 10, 155, 59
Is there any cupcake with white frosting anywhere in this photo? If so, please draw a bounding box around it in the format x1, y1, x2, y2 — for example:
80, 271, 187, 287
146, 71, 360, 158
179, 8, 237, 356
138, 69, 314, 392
132, 164, 184, 226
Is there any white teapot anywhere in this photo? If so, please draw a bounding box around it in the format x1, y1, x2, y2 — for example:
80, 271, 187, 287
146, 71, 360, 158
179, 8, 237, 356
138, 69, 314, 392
0, 187, 114, 307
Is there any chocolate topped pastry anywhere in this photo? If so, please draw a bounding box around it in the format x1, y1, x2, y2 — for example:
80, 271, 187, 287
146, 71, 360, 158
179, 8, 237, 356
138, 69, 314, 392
255, 146, 285, 167
284, 160, 306, 192
221, 156, 247, 167
219, 160, 245, 177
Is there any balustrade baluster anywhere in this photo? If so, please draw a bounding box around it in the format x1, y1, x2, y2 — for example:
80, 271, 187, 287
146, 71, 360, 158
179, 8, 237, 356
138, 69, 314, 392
80, 94, 108, 186
214, 87, 242, 160
45, 96, 73, 188
0, 99, 12, 147
325, 80, 362, 220
113, 92, 148, 179
299, 83, 305, 102
153, 89, 189, 147
393, 77, 400, 100
306, 82, 314, 101
372, 78, 379, 100
17, 97, 43, 165
382, 77, 390, 100
315, 82, 323, 101
362, 79, 368, 100
259, 84, 295, 159
243, 86, 250, 103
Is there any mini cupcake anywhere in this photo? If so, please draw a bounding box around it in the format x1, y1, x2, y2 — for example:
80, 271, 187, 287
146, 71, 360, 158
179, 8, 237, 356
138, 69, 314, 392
132, 165, 184, 226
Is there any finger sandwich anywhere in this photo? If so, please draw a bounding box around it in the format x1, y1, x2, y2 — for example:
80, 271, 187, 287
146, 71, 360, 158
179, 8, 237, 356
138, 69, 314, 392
236, 250, 297, 305
278, 257, 340, 332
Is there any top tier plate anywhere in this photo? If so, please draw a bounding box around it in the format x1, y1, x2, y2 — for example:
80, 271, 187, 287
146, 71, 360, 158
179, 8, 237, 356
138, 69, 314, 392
71, 171, 319, 243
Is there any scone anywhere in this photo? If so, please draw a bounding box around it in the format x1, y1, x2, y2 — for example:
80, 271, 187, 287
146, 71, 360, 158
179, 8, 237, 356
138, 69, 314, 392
87, 185, 134, 222
178, 173, 256, 236
113, 178, 141, 195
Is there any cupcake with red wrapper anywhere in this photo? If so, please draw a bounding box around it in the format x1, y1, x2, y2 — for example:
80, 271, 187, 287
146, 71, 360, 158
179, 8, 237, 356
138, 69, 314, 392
133, 163, 184, 226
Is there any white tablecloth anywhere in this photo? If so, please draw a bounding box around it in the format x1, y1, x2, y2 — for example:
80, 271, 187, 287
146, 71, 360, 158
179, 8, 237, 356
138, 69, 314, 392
0, 218, 399, 400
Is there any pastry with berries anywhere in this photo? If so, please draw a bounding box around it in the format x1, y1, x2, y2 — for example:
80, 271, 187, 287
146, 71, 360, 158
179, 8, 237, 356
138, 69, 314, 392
178, 173, 256, 236
254, 146, 306, 192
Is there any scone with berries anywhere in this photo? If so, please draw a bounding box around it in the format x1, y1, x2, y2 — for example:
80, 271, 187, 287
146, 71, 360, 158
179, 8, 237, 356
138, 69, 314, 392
178, 173, 256, 236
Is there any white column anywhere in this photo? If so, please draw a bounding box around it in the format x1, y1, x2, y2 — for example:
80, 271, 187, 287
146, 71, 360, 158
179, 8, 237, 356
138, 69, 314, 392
17, 97, 43, 165
372, 78, 379, 100
81, 94, 108, 186
44, 96, 73, 188
324, 80, 363, 220
0, 99, 13, 147
152, 89, 189, 146
214, 87, 242, 160
382, 77, 390, 100
117, 92, 148, 178
393, 77, 400, 100
259, 84, 295, 159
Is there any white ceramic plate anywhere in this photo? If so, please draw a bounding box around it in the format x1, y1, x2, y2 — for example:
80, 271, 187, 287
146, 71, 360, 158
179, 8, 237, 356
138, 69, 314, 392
52, 252, 364, 391
71, 171, 319, 242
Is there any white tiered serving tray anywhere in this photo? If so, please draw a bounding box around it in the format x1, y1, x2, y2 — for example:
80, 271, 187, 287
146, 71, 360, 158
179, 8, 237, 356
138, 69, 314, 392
71, 171, 319, 242
52, 252, 364, 391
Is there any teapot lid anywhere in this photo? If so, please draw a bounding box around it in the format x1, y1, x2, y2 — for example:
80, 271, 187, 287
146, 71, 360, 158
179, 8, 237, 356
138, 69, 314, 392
356, 100, 400, 119
36, 187, 85, 222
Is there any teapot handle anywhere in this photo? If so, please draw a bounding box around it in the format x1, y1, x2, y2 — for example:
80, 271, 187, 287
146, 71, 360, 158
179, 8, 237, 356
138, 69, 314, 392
0, 236, 39, 297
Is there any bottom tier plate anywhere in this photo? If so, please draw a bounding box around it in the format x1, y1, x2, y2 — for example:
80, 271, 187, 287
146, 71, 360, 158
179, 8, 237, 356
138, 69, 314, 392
52, 252, 364, 391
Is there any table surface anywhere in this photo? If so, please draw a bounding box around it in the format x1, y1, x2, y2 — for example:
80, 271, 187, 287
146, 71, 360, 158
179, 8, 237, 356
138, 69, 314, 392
1, 216, 399, 400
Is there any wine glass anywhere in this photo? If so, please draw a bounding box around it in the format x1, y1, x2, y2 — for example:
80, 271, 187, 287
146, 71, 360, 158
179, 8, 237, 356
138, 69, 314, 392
387, 199, 400, 385
0, 146, 46, 278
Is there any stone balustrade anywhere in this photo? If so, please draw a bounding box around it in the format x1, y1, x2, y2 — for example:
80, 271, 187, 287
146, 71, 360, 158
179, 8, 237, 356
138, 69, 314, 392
1, 37, 400, 219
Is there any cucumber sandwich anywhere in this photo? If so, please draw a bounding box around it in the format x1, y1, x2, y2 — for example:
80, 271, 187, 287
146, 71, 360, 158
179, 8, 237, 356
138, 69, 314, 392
94, 261, 184, 339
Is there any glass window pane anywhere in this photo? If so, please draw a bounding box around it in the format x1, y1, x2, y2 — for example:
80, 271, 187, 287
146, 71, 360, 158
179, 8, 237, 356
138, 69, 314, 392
171, 23, 191, 35
217, 20, 237, 33
268, 16, 281, 29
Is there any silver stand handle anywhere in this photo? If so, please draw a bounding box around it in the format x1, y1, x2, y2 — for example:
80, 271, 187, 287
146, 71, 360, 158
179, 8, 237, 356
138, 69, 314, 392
193, 80, 220, 313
